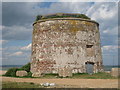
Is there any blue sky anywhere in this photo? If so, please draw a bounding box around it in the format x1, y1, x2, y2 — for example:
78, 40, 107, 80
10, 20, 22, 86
1, 1, 119, 65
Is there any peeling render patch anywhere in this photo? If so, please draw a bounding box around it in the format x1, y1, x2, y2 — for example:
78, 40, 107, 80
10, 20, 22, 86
31, 18, 103, 76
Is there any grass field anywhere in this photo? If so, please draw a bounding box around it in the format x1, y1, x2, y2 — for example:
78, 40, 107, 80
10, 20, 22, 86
35, 72, 118, 79
2, 81, 43, 88
3, 72, 118, 79
2, 72, 119, 88
72, 72, 118, 79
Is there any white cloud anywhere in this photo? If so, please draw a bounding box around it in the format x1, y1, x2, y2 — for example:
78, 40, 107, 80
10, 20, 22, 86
102, 26, 118, 35
0, 40, 8, 44
103, 30, 109, 34
21, 43, 31, 51
102, 45, 118, 51
2, 25, 32, 40
87, 2, 118, 21
2, 0, 45, 2
0, 25, 5, 31
9, 51, 23, 56
2, 0, 119, 2
0, 48, 2, 51
58, 0, 119, 2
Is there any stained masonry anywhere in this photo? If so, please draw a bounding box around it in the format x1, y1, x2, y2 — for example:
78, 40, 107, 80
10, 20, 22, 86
31, 14, 103, 76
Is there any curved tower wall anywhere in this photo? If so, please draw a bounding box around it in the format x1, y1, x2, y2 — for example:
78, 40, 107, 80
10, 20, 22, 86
31, 18, 103, 74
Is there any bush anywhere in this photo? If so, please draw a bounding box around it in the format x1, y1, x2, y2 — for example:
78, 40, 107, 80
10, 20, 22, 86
4, 63, 31, 77
5, 68, 18, 77
27, 72, 32, 77
20, 63, 31, 72
77, 14, 90, 19
35, 13, 91, 21
36, 15, 42, 21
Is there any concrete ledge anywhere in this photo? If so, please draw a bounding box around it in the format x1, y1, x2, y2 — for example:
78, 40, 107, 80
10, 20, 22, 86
111, 68, 120, 77
33, 18, 99, 26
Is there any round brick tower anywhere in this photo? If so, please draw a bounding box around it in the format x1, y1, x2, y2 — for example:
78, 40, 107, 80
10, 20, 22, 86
31, 13, 103, 76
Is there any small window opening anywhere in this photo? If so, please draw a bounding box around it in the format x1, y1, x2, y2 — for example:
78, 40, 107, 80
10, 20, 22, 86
86, 45, 94, 57
86, 45, 93, 48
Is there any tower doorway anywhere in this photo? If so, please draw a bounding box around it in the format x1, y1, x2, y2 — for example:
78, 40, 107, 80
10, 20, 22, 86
85, 62, 94, 74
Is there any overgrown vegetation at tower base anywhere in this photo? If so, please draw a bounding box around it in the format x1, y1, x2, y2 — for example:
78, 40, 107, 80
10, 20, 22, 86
35, 13, 90, 21
4, 63, 32, 77
3, 63, 118, 79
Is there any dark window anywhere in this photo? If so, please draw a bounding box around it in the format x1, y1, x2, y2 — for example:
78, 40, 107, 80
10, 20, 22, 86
86, 45, 93, 48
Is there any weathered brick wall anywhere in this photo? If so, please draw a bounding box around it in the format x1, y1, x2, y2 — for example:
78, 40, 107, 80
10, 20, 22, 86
31, 18, 103, 74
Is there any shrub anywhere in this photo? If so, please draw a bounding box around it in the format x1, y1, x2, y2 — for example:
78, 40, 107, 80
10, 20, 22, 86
36, 15, 42, 21
5, 68, 18, 77
20, 63, 31, 72
35, 13, 91, 21
4, 63, 31, 77
77, 14, 90, 19
27, 72, 32, 77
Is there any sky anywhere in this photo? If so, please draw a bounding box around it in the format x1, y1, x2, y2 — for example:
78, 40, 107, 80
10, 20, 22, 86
1, 1, 119, 66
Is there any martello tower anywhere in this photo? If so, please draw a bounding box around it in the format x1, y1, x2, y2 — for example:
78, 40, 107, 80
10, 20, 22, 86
31, 13, 103, 76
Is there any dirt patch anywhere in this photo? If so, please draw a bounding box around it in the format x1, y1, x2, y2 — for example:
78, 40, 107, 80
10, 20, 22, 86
1, 76, 119, 88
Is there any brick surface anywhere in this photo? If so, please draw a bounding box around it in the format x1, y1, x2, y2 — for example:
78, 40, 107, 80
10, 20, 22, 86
31, 18, 103, 75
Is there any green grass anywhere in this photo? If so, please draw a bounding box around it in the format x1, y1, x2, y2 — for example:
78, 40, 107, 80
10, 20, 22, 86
41, 72, 118, 79
2, 81, 43, 88
72, 72, 117, 79
35, 13, 91, 21
40, 72, 118, 79
3, 72, 119, 79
